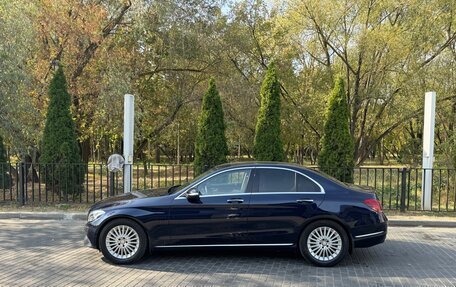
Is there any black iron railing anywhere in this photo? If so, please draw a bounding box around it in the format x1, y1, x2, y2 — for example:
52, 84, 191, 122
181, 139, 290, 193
0, 163, 455, 212
309, 167, 456, 212
0, 163, 195, 205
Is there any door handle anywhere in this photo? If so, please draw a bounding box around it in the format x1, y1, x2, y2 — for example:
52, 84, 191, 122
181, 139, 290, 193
296, 199, 314, 204
227, 198, 244, 204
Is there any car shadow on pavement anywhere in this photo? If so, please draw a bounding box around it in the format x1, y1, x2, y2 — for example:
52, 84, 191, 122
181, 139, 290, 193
1, 221, 456, 287
113, 238, 456, 287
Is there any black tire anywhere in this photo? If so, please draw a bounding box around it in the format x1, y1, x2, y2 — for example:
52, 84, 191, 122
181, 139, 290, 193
299, 220, 349, 267
99, 218, 147, 264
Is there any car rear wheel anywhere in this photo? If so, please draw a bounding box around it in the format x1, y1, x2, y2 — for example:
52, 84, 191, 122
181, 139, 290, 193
99, 218, 147, 264
299, 220, 349, 267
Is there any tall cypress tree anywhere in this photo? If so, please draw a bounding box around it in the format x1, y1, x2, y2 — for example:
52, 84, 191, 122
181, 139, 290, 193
318, 76, 355, 182
0, 135, 10, 188
194, 79, 228, 175
40, 66, 84, 194
253, 62, 284, 161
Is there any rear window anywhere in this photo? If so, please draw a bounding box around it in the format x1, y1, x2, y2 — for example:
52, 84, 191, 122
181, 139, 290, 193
312, 169, 348, 188
296, 174, 321, 193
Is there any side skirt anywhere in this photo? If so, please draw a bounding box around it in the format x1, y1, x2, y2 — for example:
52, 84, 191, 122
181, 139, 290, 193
155, 243, 294, 248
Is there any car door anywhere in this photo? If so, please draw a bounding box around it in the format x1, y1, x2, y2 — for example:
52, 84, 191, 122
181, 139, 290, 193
247, 167, 325, 244
166, 168, 253, 246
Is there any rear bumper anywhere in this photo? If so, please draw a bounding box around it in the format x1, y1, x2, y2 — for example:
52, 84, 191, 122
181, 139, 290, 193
354, 230, 387, 248
353, 214, 388, 248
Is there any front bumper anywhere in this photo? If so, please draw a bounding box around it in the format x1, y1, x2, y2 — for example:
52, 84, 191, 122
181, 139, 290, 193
85, 223, 98, 249
84, 235, 95, 248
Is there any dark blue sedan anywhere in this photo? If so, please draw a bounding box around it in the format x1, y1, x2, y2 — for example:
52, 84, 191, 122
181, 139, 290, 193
85, 162, 387, 267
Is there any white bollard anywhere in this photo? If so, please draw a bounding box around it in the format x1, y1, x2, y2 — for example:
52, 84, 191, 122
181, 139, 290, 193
421, 91, 436, 210
123, 94, 135, 193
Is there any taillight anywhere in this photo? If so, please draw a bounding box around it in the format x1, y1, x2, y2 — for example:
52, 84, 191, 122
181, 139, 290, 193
364, 198, 382, 213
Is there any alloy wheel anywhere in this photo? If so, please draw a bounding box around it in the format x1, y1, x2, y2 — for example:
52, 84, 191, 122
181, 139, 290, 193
105, 225, 140, 260
306, 226, 342, 262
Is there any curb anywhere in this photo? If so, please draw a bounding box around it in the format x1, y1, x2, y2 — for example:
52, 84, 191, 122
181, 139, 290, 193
0, 212, 455, 227
388, 220, 456, 228
0, 212, 86, 221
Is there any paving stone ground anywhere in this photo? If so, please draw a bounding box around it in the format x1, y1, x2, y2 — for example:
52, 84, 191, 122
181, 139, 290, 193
0, 219, 455, 287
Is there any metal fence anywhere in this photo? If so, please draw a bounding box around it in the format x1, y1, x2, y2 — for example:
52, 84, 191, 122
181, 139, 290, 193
311, 167, 456, 212
0, 163, 455, 212
0, 163, 195, 205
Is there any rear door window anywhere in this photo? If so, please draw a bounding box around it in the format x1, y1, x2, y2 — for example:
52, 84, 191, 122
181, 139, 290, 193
257, 169, 296, 193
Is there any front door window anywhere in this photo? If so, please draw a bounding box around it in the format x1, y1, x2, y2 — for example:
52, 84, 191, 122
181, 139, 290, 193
197, 169, 252, 196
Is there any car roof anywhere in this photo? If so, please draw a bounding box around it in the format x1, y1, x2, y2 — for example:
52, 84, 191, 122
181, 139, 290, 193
215, 161, 312, 171
212, 161, 346, 190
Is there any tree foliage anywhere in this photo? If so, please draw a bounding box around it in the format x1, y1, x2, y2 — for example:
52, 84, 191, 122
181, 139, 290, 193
194, 79, 228, 175
40, 67, 83, 194
318, 77, 355, 182
280, 0, 456, 166
0, 0, 41, 155
0, 0, 455, 168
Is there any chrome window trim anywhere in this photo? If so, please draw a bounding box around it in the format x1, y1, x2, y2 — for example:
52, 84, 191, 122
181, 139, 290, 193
253, 192, 324, 195
354, 231, 384, 239
175, 192, 249, 200
174, 165, 325, 200
175, 167, 253, 200
174, 191, 324, 200
155, 243, 294, 248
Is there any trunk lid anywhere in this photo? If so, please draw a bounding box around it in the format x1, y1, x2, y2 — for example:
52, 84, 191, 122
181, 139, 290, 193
346, 183, 377, 196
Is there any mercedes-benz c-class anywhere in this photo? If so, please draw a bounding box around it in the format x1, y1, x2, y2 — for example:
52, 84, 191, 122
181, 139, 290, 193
85, 162, 387, 267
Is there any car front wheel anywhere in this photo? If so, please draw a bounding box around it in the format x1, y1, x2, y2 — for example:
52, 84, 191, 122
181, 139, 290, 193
99, 218, 147, 264
299, 220, 349, 267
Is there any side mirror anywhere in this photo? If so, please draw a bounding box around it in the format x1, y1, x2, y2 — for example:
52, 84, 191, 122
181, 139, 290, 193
186, 188, 200, 201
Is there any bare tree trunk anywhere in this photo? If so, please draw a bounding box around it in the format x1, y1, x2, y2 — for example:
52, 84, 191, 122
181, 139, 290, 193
25, 151, 39, 182
81, 138, 90, 163
155, 143, 160, 163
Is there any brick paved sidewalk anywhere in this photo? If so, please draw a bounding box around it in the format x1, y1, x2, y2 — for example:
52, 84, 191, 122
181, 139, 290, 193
0, 219, 455, 287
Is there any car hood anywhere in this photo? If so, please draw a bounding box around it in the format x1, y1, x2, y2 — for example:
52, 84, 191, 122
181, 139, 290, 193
89, 187, 171, 211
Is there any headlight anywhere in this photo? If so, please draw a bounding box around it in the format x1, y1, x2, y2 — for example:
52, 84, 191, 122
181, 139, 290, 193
87, 210, 105, 222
